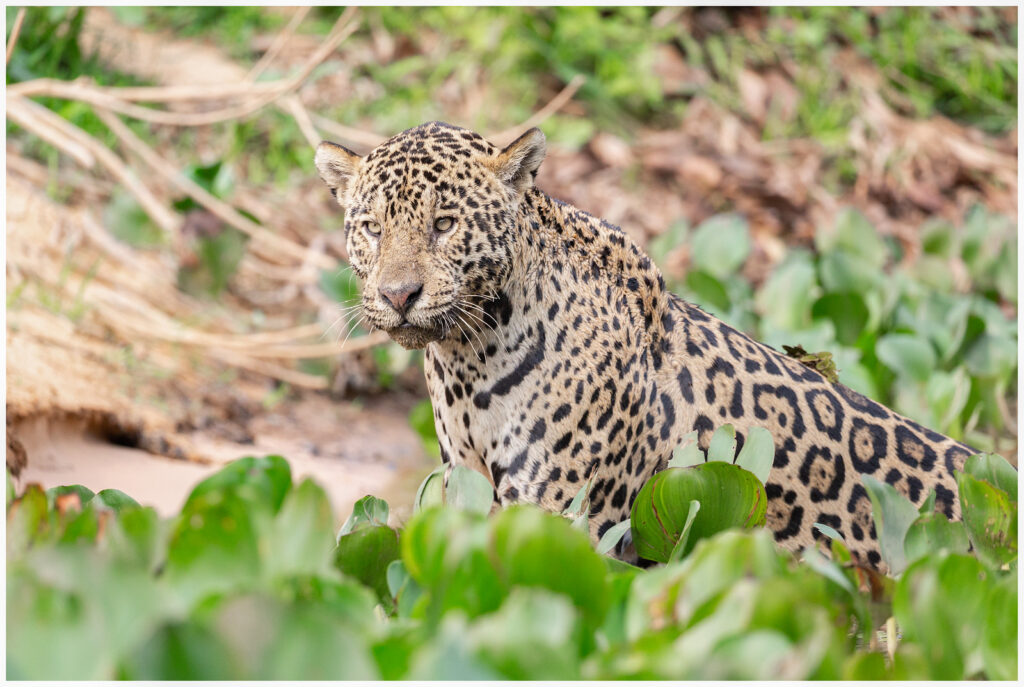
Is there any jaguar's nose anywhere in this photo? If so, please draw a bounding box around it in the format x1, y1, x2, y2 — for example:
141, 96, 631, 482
379, 282, 423, 316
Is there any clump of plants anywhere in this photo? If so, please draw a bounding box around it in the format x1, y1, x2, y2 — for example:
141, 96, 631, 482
7, 422, 1016, 680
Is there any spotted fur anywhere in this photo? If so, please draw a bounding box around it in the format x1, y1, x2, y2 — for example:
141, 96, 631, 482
316, 121, 976, 570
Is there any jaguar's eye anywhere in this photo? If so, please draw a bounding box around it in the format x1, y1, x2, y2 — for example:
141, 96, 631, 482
434, 217, 454, 233
363, 220, 381, 236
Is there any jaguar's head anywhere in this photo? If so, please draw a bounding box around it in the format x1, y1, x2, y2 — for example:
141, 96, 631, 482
315, 121, 545, 349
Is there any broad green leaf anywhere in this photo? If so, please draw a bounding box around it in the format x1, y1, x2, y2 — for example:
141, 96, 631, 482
811, 291, 869, 345
631, 462, 767, 563
668, 430, 703, 468
409, 399, 440, 459
690, 213, 750, 279
7, 484, 51, 556
841, 651, 890, 680
414, 464, 446, 513
595, 518, 631, 555
257, 606, 379, 679
918, 489, 937, 515
490, 506, 609, 628
446, 465, 495, 515
184, 455, 291, 514
962, 452, 1017, 502
468, 588, 582, 679
818, 207, 889, 268
956, 470, 1017, 569
734, 426, 774, 484
801, 547, 854, 594
265, 478, 336, 580
812, 522, 844, 542
756, 250, 817, 332
903, 511, 970, 563
706, 424, 736, 462
119, 621, 238, 680
338, 494, 390, 537
47, 484, 96, 508
861, 475, 920, 575
647, 219, 688, 268
334, 525, 400, 604
95, 489, 140, 512
964, 334, 1017, 379
107, 506, 164, 571
981, 572, 1018, 680
875, 333, 937, 383
685, 269, 730, 312
400, 507, 504, 621
165, 488, 269, 607
818, 252, 883, 294
893, 553, 991, 680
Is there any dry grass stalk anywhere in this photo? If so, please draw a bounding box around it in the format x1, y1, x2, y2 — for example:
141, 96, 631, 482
246, 6, 312, 82
491, 74, 587, 146
8, 8, 359, 129
93, 106, 335, 270
5, 7, 26, 65
8, 94, 179, 235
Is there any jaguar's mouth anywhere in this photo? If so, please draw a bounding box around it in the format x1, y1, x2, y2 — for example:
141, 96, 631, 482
385, 320, 445, 349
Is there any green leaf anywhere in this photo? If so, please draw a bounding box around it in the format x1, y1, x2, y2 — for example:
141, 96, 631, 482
490, 506, 609, 628
893, 553, 991, 680
756, 250, 817, 332
630, 462, 767, 563
842, 651, 891, 680
667, 500, 701, 562
184, 455, 291, 514
818, 252, 883, 294
964, 334, 1017, 379
409, 399, 440, 459
875, 333, 937, 383
334, 525, 401, 603
667, 430, 703, 468
802, 547, 855, 596
468, 588, 582, 680
861, 474, 920, 575
817, 207, 889, 268
338, 494, 390, 537
165, 488, 269, 607
734, 426, 774, 484
812, 522, 844, 542
647, 219, 688, 268
811, 292, 869, 345
446, 465, 495, 515
690, 213, 751, 280
956, 470, 1017, 569
319, 262, 361, 305
47, 484, 95, 508
264, 478, 336, 580
414, 464, 446, 513
918, 489, 937, 515
706, 424, 736, 462
595, 518, 631, 555
963, 452, 1018, 502
903, 511, 970, 563
95, 489, 140, 512
120, 621, 239, 680
981, 572, 1018, 680
685, 269, 730, 312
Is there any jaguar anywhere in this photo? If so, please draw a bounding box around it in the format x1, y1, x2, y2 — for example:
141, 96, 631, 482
315, 121, 978, 569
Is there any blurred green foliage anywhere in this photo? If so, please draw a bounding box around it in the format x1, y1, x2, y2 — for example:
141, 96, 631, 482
7, 443, 1017, 679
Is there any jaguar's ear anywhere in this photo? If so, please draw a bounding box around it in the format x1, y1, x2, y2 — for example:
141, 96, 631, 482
489, 127, 546, 194
314, 140, 361, 201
